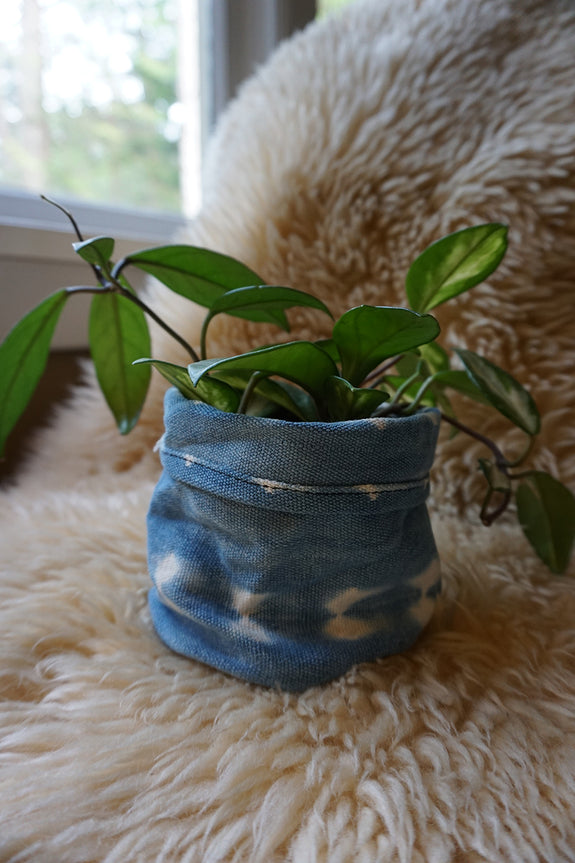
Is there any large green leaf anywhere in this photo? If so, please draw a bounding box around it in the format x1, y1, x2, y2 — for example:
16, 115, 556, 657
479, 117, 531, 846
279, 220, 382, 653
206, 285, 332, 321
73, 236, 115, 275
406, 224, 508, 313
188, 341, 338, 408
454, 348, 540, 435
0, 290, 68, 457
120, 245, 288, 330
325, 376, 390, 421
516, 472, 575, 574
134, 359, 239, 413
332, 305, 440, 386
201, 285, 332, 357
89, 292, 151, 434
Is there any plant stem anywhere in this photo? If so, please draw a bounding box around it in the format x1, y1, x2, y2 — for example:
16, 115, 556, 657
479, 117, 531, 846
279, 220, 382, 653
200, 314, 212, 361
112, 281, 200, 362
67, 283, 200, 362
66, 286, 110, 296
403, 375, 436, 414
41, 194, 85, 243
237, 371, 265, 414
372, 363, 423, 416
364, 355, 403, 388
506, 434, 535, 468
439, 412, 508, 470
41, 194, 106, 287
109, 263, 200, 361
480, 487, 513, 526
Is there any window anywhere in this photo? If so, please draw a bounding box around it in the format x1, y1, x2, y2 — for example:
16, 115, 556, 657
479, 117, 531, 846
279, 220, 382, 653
0, 0, 201, 216
316, 0, 357, 16
0, 0, 315, 346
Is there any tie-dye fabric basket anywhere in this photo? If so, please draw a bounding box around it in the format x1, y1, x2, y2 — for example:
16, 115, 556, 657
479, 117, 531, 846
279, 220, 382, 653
147, 389, 441, 691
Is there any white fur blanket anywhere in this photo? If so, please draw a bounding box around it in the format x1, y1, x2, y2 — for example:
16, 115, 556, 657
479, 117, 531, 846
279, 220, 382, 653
2, 1, 575, 860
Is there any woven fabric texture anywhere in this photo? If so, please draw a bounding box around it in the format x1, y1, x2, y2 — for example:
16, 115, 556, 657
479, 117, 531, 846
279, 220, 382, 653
148, 392, 441, 690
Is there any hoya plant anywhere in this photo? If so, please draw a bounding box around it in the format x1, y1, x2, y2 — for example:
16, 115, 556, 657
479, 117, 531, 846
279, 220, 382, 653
1, 199, 574, 574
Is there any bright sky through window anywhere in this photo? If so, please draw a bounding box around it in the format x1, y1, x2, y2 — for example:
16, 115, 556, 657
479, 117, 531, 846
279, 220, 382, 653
0, 0, 201, 216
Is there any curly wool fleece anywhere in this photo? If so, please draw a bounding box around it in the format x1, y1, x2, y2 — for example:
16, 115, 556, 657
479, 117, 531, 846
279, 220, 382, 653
1, 0, 575, 860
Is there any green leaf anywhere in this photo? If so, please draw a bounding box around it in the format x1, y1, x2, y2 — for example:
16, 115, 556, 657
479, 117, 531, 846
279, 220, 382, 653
188, 341, 338, 408
273, 381, 319, 421
315, 339, 341, 364
432, 369, 492, 406
210, 368, 312, 420
121, 245, 288, 330
395, 352, 423, 378
73, 236, 115, 274
134, 359, 239, 413
516, 472, 575, 574
89, 292, 151, 434
453, 348, 540, 435
206, 285, 332, 321
201, 285, 332, 358
332, 305, 440, 386
325, 376, 390, 421
419, 341, 450, 373
0, 290, 68, 457
406, 224, 508, 313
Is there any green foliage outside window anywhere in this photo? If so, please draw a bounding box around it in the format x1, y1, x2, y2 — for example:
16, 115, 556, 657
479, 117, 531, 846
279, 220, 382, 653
0, 0, 182, 213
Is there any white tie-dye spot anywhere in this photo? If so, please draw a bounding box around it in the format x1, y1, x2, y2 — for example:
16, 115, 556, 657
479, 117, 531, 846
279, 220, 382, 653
323, 559, 440, 641
326, 585, 390, 616
152, 554, 208, 626
253, 478, 279, 494
354, 484, 381, 501
154, 552, 181, 589
407, 557, 441, 627
324, 614, 387, 640
325, 584, 395, 640
231, 587, 268, 615
229, 616, 272, 643
184, 454, 199, 467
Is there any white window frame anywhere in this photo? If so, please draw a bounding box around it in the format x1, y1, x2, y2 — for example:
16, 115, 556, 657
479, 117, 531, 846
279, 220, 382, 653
0, 0, 315, 349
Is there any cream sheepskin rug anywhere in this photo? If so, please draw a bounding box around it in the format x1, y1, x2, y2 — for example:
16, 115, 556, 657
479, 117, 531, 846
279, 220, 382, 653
2, 1, 575, 860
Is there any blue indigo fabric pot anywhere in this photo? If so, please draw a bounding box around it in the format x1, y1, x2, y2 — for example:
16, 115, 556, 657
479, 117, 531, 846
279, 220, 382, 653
147, 389, 441, 691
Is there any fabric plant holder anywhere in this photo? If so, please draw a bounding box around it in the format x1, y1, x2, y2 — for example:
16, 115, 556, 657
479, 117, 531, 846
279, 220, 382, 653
147, 389, 442, 691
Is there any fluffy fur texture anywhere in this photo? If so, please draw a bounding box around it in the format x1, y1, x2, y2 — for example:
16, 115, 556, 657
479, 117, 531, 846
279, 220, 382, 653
1, 0, 575, 859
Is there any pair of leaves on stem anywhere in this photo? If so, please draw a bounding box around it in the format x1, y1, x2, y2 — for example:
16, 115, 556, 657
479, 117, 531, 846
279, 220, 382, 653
0, 238, 332, 452
392, 346, 541, 438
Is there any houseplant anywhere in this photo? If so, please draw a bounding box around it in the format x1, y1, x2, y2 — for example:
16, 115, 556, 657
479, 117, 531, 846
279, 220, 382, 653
1, 199, 574, 689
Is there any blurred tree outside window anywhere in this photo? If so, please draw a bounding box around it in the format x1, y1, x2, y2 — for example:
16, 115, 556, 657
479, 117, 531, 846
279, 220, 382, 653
316, 0, 357, 17
0, 0, 201, 218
